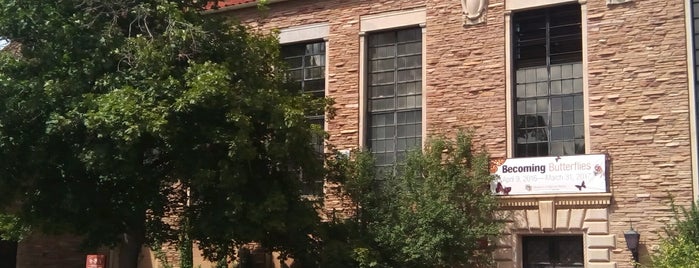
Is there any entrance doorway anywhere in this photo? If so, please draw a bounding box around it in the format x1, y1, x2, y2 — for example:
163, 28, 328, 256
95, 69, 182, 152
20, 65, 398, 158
523, 235, 584, 268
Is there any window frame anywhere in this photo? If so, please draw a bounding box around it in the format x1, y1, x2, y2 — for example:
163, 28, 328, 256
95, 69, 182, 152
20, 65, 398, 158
506, 2, 590, 158
358, 8, 427, 171
279, 23, 329, 196
281, 40, 326, 156
365, 27, 424, 172
688, 0, 699, 202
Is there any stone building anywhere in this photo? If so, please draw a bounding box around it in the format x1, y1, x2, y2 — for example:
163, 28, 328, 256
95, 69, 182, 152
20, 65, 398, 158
4, 0, 699, 267
209, 0, 699, 267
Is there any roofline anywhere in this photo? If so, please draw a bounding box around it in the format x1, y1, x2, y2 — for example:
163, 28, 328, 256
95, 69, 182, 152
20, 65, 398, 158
203, 0, 289, 14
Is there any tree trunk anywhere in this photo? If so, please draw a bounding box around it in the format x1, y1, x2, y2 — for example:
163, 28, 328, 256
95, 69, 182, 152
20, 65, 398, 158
118, 231, 145, 268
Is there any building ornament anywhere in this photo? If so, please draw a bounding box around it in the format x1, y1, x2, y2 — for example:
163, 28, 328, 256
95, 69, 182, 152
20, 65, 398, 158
462, 0, 488, 25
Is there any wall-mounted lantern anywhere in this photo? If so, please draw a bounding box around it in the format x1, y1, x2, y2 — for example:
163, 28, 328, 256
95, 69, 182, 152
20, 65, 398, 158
623, 227, 640, 265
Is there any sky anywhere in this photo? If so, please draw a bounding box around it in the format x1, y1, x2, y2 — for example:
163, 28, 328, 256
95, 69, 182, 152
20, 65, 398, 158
0, 39, 8, 50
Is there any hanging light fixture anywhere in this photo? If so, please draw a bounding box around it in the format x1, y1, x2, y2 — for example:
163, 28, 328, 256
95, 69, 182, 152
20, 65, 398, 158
623, 225, 640, 265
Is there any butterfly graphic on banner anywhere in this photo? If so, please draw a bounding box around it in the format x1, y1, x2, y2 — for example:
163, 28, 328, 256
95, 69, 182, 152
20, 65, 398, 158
495, 182, 511, 195
593, 164, 604, 176
575, 181, 586, 191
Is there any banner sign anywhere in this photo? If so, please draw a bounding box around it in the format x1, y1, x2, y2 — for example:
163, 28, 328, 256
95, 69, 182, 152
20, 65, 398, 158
491, 154, 607, 195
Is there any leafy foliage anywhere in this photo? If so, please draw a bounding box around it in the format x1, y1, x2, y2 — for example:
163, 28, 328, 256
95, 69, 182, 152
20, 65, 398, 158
0, 213, 27, 241
323, 133, 501, 268
650, 201, 699, 267
0, 0, 323, 266
649, 236, 699, 268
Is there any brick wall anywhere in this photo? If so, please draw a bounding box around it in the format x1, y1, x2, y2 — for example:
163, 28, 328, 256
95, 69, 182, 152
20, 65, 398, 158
16, 233, 89, 267
212, 0, 695, 267
585, 0, 693, 265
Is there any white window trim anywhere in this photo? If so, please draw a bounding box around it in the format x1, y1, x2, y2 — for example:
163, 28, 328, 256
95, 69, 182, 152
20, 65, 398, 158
358, 8, 427, 148
685, 0, 699, 200
505, 1, 590, 157
506, 0, 578, 11
359, 8, 426, 32
279, 23, 330, 45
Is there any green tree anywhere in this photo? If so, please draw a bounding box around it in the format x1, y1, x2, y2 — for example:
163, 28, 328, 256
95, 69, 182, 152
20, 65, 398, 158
325, 133, 501, 268
649, 201, 699, 267
0, 1, 323, 267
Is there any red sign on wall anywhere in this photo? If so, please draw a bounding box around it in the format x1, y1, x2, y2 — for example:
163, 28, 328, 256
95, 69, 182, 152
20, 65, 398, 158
86, 254, 106, 268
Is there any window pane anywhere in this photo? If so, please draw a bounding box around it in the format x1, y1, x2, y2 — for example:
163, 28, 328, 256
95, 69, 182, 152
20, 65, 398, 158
397, 28, 421, 42
563, 141, 575, 155
562, 96, 574, 110
368, 28, 422, 169
516, 69, 526, 83
516, 85, 526, 97
370, 32, 396, 46
397, 55, 421, 68
551, 97, 562, 111
372, 58, 394, 71
397, 81, 421, 95
562, 111, 574, 125
526, 69, 537, 83
537, 99, 548, 113
397, 68, 421, 82
286, 57, 303, 68
574, 111, 584, 124
369, 46, 395, 59
371, 71, 395, 84
526, 83, 537, 97
536, 67, 547, 81
573, 78, 583, 93
536, 82, 547, 96
371, 84, 395, 98
551, 65, 561, 79
397, 42, 421, 55
561, 79, 573, 94
281, 40, 326, 196
575, 139, 585, 154
371, 98, 394, 111
526, 100, 536, 114
551, 112, 562, 126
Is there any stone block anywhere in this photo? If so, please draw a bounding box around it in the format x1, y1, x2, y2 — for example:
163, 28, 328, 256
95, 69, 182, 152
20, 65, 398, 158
495, 235, 512, 247
585, 208, 609, 221
539, 200, 555, 230
497, 261, 514, 268
587, 263, 617, 268
493, 248, 513, 261
587, 235, 616, 248
583, 221, 610, 235
587, 248, 611, 262
526, 209, 540, 229
556, 209, 570, 230
513, 210, 528, 230
569, 209, 585, 229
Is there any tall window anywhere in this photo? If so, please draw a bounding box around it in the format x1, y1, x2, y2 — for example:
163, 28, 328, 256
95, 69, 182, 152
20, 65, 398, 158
523, 236, 584, 268
281, 41, 325, 195
513, 4, 583, 157
367, 28, 422, 172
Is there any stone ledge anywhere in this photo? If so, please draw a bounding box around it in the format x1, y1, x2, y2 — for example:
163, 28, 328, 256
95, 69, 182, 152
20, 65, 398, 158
498, 193, 613, 209
607, 0, 632, 5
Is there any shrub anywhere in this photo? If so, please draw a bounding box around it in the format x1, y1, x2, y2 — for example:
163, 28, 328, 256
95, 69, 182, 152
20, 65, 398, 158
323, 132, 501, 268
